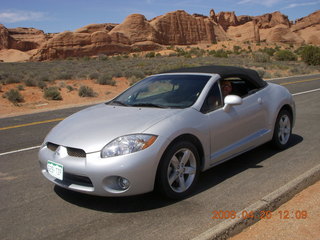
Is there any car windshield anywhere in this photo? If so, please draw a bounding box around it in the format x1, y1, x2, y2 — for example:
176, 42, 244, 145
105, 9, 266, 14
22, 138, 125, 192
109, 74, 211, 108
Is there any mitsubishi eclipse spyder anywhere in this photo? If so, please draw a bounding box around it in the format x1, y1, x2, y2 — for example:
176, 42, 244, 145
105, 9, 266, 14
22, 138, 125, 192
39, 65, 295, 199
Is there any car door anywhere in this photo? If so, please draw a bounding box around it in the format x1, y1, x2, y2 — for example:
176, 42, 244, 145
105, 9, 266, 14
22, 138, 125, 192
203, 78, 268, 166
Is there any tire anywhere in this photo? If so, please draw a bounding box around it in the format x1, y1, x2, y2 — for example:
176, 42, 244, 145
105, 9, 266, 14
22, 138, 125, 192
156, 141, 200, 199
271, 109, 292, 150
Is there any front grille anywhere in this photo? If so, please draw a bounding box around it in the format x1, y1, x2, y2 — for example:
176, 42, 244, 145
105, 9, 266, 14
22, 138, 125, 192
46, 142, 86, 158
63, 172, 93, 187
47, 142, 59, 152
67, 147, 86, 158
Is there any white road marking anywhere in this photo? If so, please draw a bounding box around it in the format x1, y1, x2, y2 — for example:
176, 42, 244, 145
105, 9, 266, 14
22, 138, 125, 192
1, 88, 320, 157
0, 146, 41, 157
292, 88, 320, 96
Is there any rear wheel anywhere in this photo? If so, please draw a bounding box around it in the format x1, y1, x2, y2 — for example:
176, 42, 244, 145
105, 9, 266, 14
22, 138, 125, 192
156, 141, 200, 199
272, 109, 292, 150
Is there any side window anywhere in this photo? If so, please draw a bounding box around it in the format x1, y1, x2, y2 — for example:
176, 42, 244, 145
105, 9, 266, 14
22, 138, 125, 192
201, 82, 222, 113
220, 77, 258, 98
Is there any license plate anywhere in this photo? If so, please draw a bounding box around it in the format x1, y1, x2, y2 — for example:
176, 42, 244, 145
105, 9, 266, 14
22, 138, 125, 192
47, 160, 63, 180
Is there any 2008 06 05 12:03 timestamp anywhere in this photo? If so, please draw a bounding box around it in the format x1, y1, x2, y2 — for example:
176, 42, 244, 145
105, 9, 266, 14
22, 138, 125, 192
211, 210, 308, 220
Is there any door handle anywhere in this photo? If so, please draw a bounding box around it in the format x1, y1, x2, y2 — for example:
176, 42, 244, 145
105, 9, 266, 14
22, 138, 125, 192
257, 98, 262, 104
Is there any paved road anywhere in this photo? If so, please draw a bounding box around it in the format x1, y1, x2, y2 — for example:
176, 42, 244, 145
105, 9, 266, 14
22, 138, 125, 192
0, 74, 319, 240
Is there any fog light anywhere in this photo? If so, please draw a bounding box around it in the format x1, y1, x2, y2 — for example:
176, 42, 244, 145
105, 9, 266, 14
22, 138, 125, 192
117, 177, 130, 190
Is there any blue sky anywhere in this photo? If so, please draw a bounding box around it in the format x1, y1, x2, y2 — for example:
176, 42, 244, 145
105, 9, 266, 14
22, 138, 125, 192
0, 0, 319, 33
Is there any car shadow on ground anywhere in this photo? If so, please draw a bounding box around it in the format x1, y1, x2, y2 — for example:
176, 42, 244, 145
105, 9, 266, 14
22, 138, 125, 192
54, 134, 303, 213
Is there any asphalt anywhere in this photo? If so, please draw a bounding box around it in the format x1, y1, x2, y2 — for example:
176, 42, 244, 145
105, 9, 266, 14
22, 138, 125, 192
193, 166, 320, 240
0, 74, 320, 240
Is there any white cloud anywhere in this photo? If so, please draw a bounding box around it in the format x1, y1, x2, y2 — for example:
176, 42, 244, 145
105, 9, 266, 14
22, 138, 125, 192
238, 0, 283, 7
283, 1, 320, 9
0, 10, 45, 23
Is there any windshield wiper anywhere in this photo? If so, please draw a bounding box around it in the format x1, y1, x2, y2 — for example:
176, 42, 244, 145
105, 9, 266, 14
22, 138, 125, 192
131, 103, 166, 108
108, 100, 129, 106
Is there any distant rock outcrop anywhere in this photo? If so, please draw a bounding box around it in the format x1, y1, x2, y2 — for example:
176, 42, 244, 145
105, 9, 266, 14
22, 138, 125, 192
150, 10, 217, 44
0, 9, 319, 61
291, 10, 320, 45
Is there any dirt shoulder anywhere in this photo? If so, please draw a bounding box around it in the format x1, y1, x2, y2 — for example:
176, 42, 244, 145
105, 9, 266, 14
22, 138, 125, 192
0, 78, 129, 118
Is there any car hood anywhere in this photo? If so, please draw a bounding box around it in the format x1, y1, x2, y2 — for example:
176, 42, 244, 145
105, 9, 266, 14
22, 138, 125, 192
44, 103, 182, 153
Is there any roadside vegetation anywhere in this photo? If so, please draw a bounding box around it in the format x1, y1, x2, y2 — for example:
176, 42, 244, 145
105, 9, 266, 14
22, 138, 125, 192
1, 44, 319, 105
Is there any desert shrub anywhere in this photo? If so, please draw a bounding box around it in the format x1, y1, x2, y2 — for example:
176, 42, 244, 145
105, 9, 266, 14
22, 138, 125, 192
17, 85, 25, 91
37, 81, 47, 89
55, 72, 73, 80
252, 52, 270, 63
128, 76, 141, 86
89, 72, 100, 80
256, 69, 266, 78
300, 45, 320, 65
4, 89, 24, 104
214, 49, 228, 58
259, 47, 276, 56
273, 71, 283, 78
44, 87, 62, 100
24, 78, 37, 87
175, 48, 188, 57
66, 85, 74, 92
98, 54, 108, 61
233, 45, 242, 54
189, 47, 205, 57
37, 74, 50, 82
124, 70, 145, 79
145, 52, 156, 58
97, 74, 116, 86
274, 50, 297, 61
78, 86, 97, 97
5, 75, 22, 84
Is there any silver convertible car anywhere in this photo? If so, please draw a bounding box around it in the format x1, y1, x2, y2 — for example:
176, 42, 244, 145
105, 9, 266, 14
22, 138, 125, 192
39, 65, 295, 199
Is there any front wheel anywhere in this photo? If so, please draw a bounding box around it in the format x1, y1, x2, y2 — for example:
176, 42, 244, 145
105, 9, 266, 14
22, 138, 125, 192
156, 141, 200, 199
271, 109, 292, 150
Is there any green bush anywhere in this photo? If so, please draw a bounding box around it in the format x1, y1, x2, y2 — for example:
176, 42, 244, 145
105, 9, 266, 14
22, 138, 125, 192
66, 85, 74, 92
78, 86, 97, 97
214, 49, 228, 58
17, 85, 25, 91
252, 52, 270, 63
89, 72, 100, 80
274, 50, 297, 61
300, 45, 320, 65
44, 87, 62, 100
233, 45, 242, 54
4, 89, 24, 104
259, 47, 276, 56
97, 74, 116, 86
145, 52, 156, 58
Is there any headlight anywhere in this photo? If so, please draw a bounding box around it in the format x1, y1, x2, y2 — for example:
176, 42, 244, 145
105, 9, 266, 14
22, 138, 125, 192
101, 134, 157, 158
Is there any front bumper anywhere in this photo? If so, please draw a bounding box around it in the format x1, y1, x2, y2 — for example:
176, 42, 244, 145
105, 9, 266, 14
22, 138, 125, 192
38, 138, 166, 196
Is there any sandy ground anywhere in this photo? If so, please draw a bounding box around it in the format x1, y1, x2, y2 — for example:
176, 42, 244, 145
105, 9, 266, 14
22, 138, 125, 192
230, 180, 320, 240
0, 78, 130, 118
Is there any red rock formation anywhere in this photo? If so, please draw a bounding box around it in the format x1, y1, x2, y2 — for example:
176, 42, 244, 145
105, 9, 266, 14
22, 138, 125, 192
150, 10, 217, 44
254, 11, 290, 29
7, 27, 46, 51
216, 11, 239, 30
110, 14, 159, 43
292, 10, 320, 45
0, 9, 319, 61
0, 25, 10, 49
75, 23, 117, 33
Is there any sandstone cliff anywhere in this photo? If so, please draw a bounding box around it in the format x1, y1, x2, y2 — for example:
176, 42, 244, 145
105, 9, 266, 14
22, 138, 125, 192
0, 9, 319, 61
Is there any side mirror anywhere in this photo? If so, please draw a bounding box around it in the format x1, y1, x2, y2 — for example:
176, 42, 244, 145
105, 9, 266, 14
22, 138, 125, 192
223, 95, 243, 112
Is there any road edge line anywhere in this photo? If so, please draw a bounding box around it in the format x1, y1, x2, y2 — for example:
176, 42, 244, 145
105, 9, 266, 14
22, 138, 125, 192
192, 164, 320, 240
0, 145, 41, 156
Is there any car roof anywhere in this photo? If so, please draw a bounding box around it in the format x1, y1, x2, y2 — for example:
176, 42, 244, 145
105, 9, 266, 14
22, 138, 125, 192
164, 65, 267, 88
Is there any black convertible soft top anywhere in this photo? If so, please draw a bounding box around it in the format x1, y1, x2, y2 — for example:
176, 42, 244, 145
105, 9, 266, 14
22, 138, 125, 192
165, 65, 267, 88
